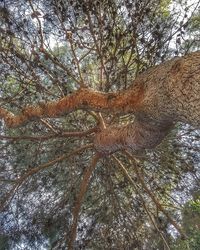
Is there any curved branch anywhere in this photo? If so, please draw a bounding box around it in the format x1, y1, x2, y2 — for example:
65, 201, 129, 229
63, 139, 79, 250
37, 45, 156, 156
1, 51, 200, 129
0, 86, 143, 128
0, 51, 200, 154
68, 153, 101, 249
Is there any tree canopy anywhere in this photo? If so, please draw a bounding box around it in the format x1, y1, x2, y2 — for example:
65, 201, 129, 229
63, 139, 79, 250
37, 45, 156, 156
0, 0, 200, 249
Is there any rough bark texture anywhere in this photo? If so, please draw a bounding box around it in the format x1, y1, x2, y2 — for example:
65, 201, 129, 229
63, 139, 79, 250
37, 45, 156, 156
95, 51, 200, 153
0, 51, 200, 154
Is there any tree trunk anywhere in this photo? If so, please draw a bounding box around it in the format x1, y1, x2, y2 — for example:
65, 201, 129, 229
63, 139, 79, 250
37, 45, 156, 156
0, 51, 200, 154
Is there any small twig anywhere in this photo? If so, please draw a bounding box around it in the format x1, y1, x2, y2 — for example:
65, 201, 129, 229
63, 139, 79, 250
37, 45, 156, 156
41, 48, 81, 85
86, 10, 109, 87
55, 10, 87, 89
28, 0, 44, 46
67, 32, 86, 88
78, 45, 96, 62
40, 118, 59, 134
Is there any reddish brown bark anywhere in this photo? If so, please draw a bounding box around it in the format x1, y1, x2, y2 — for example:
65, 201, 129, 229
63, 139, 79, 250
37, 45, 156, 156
0, 51, 200, 154
0, 86, 143, 127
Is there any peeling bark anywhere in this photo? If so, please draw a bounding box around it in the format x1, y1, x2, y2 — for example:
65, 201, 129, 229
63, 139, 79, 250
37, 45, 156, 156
0, 51, 200, 154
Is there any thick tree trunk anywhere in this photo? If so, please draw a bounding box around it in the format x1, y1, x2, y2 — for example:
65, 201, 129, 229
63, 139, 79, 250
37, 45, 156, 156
0, 51, 200, 154
94, 120, 174, 154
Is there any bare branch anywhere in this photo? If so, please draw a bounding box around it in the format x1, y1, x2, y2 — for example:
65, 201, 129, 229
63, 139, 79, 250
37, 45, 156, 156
0, 144, 93, 212
124, 151, 187, 239
68, 153, 101, 249
0, 127, 97, 141
112, 155, 171, 249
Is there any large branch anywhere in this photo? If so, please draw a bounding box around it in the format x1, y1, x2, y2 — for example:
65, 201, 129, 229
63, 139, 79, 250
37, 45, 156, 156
94, 120, 173, 154
0, 86, 143, 128
0, 51, 200, 154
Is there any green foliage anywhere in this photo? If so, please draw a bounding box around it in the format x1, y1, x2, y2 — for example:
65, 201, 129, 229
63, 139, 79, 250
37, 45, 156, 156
189, 198, 200, 213
190, 14, 200, 31
182, 10, 200, 51
160, 0, 172, 16
0, 0, 199, 249
172, 229, 200, 250
171, 197, 200, 249
0, 235, 9, 250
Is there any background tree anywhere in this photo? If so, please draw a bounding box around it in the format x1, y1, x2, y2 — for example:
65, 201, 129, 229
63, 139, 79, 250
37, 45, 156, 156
0, 0, 200, 249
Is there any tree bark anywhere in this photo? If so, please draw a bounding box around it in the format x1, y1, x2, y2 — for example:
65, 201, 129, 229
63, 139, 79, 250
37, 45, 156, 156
0, 85, 143, 127
0, 51, 200, 154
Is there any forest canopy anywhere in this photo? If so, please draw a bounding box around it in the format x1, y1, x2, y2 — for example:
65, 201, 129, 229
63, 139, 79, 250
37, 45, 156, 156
0, 0, 200, 249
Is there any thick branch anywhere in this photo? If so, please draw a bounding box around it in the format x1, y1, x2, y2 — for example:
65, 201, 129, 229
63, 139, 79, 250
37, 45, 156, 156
94, 120, 173, 154
1, 51, 200, 153
0, 86, 143, 128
